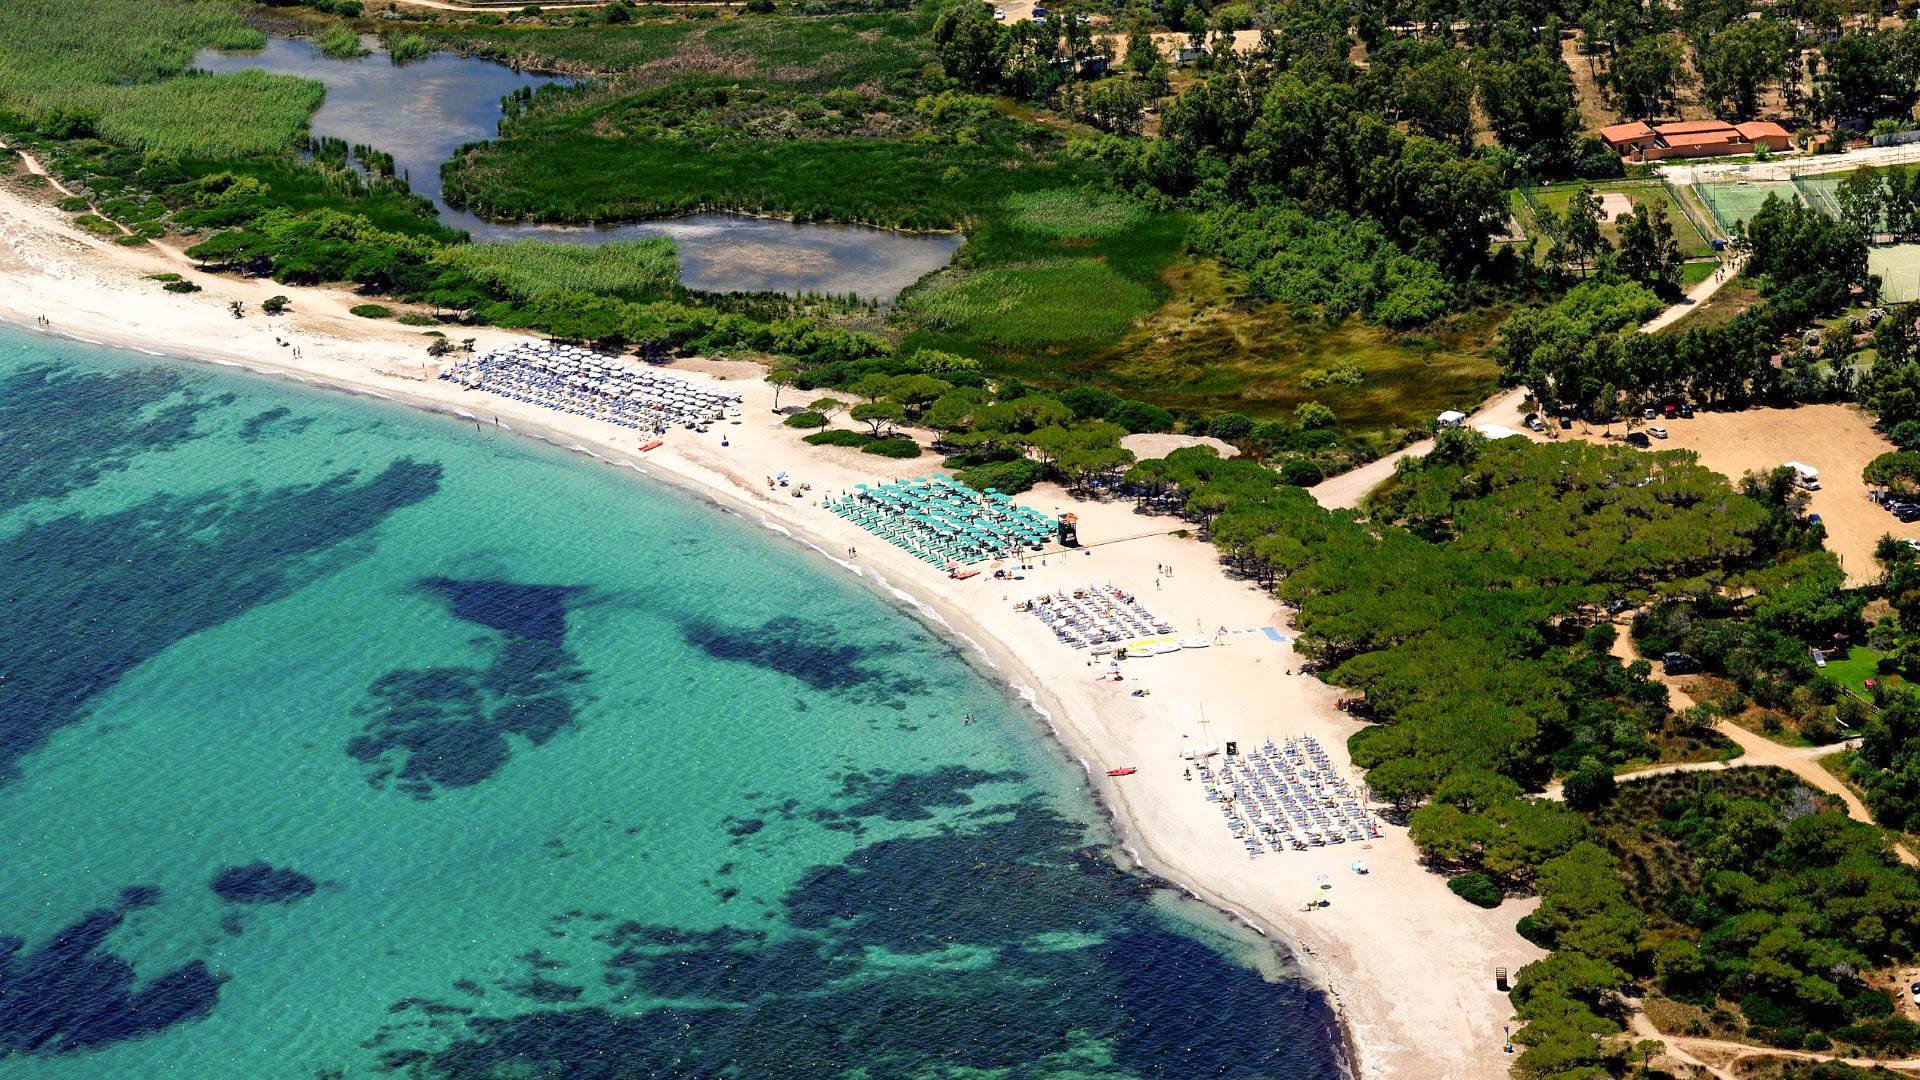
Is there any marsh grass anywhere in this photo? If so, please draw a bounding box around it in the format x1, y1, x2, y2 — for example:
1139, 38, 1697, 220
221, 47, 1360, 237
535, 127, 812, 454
382, 32, 432, 64
896, 260, 1157, 347
96, 71, 323, 158
419, 12, 935, 88
316, 24, 369, 60
442, 131, 1092, 231
895, 210, 1185, 356
437, 238, 678, 302
0, 0, 320, 157
1003, 189, 1148, 239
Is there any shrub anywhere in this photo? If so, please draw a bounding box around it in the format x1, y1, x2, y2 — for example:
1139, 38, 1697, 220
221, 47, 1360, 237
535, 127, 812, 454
862, 438, 921, 459
956, 456, 1047, 495
113, 234, 148, 246
1060, 385, 1121, 420
349, 303, 393, 319
804, 429, 874, 447
1562, 759, 1617, 808
1279, 458, 1325, 486
1294, 401, 1337, 430
1448, 872, 1501, 907
146, 273, 182, 282
1110, 400, 1174, 433
55, 195, 89, 211
1207, 412, 1254, 442
162, 279, 201, 293
262, 295, 289, 314
784, 411, 829, 428
398, 313, 440, 326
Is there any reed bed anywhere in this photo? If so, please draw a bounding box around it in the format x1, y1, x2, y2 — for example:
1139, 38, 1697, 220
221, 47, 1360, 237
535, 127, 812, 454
0, 0, 319, 157
437, 238, 680, 302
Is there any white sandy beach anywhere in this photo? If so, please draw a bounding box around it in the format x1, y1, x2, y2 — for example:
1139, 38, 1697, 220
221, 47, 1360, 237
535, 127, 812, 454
0, 163, 1542, 1079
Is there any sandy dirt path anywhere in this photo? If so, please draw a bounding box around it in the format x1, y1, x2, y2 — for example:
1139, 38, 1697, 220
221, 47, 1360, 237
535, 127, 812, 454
0, 153, 1539, 1080
1575, 623, 1917, 863
1311, 262, 1741, 512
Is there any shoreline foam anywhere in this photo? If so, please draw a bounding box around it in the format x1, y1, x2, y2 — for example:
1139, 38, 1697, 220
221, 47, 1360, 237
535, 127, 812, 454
0, 164, 1541, 1078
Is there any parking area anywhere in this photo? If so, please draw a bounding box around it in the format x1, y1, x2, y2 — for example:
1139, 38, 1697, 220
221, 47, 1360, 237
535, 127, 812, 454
1521, 403, 1912, 584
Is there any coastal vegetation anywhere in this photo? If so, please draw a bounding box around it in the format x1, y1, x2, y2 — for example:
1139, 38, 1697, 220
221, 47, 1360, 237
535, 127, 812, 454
1116, 425, 1899, 1071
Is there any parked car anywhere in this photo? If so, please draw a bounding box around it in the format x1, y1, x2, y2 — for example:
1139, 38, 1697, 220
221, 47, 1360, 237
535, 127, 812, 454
1626, 432, 1651, 448
1525, 414, 1546, 432
1606, 599, 1631, 615
1648, 425, 1669, 439
1559, 416, 1573, 429
1661, 652, 1702, 675
1678, 404, 1694, 418
1643, 408, 1657, 419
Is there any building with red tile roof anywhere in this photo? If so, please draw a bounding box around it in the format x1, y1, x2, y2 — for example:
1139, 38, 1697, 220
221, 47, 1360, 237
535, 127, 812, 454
1597, 118, 1793, 161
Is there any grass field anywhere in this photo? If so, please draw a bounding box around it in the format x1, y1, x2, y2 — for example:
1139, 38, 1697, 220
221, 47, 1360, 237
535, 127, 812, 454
1515, 179, 1718, 260
1821, 645, 1896, 696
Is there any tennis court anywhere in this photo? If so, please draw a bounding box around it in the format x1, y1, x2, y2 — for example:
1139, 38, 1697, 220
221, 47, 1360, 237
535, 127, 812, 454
1694, 179, 1801, 234
1870, 244, 1920, 302
1794, 174, 1847, 222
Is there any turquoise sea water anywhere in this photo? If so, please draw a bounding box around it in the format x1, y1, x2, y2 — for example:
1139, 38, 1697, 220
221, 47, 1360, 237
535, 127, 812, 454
0, 324, 1343, 1079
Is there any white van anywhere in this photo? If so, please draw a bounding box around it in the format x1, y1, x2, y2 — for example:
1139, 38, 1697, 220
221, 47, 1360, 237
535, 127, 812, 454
1784, 461, 1821, 490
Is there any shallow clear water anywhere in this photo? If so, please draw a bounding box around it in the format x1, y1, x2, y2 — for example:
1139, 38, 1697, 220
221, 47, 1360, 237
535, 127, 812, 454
0, 325, 1343, 1078
191, 36, 963, 300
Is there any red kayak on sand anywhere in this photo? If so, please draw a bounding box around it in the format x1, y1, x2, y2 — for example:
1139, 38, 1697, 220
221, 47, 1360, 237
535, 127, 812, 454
639, 440, 663, 452
949, 568, 980, 580
1106, 767, 1137, 777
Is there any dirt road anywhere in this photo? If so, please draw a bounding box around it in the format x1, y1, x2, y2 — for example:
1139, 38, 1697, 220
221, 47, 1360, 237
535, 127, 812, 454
1310, 266, 1740, 511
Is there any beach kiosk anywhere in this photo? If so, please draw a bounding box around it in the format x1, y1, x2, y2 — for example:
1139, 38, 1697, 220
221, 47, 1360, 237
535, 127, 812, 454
1057, 512, 1080, 547
1436, 410, 1466, 429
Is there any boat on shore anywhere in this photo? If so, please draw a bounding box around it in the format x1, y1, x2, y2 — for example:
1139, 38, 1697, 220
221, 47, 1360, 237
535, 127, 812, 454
1107, 766, 1137, 776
